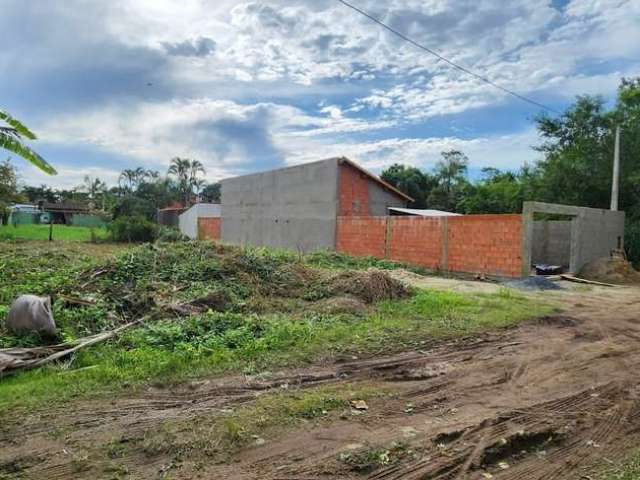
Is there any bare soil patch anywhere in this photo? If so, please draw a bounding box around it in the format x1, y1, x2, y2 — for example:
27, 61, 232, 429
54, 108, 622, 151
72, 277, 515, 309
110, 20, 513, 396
1, 279, 639, 479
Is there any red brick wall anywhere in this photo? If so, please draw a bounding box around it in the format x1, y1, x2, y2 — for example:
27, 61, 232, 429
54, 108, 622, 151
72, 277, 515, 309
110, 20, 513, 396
335, 214, 523, 277
336, 216, 386, 258
198, 217, 221, 241
447, 215, 522, 277
388, 217, 443, 269
338, 163, 369, 216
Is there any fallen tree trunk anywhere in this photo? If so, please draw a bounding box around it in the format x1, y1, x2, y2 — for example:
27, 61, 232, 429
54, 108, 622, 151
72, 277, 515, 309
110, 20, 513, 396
0, 319, 142, 378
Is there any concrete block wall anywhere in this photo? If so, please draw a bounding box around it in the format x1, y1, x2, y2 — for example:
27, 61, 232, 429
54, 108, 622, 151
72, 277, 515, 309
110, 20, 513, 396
198, 217, 221, 240
532, 221, 572, 266
337, 162, 407, 216
447, 215, 522, 277
336, 216, 387, 258
220, 158, 339, 252
522, 202, 625, 275
336, 214, 523, 277
338, 163, 369, 216
388, 217, 443, 269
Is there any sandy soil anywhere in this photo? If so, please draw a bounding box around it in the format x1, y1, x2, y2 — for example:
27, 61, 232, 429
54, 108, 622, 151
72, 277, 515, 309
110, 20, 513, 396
1, 276, 639, 480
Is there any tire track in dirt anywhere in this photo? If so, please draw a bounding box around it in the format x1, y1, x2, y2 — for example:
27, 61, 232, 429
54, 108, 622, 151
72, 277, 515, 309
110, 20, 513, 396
2, 285, 639, 479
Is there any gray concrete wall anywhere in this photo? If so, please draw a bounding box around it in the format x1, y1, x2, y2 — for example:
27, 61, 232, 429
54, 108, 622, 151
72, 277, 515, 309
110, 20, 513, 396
221, 158, 339, 252
368, 182, 407, 215
522, 202, 626, 275
531, 220, 572, 266
575, 208, 625, 272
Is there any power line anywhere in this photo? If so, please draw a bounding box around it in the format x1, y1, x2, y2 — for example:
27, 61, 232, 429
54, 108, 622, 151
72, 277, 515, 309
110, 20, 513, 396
336, 0, 558, 113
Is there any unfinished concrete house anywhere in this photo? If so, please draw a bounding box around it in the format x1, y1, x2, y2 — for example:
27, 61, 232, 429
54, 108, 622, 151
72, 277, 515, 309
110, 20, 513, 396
219, 158, 625, 278
523, 202, 625, 275
220, 157, 412, 252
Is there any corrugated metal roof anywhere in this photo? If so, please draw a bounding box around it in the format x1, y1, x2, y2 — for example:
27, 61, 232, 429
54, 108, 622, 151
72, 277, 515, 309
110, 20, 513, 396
388, 207, 462, 217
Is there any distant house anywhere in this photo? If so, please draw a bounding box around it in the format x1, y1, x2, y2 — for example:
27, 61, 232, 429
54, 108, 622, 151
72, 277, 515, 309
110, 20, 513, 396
178, 203, 221, 239
157, 202, 186, 228
8, 201, 105, 227
220, 157, 412, 252
40, 201, 90, 224
8, 204, 42, 225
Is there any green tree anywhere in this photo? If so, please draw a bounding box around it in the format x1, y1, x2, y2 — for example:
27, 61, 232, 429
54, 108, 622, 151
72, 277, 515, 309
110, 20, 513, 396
21, 184, 58, 203
168, 157, 205, 206
427, 150, 470, 212
0, 159, 26, 223
530, 77, 640, 265
201, 182, 221, 203
0, 110, 57, 175
459, 168, 524, 214
81, 176, 107, 210
118, 167, 147, 193
380, 164, 436, 208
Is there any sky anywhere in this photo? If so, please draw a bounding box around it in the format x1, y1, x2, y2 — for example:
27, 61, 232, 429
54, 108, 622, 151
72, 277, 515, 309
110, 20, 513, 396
2, 0, 639, 189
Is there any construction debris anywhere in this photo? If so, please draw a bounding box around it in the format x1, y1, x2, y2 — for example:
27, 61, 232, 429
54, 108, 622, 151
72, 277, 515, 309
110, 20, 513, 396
560, 275, 619, 287
6, 295, 56, 336
578, 256, 640, 285
0, 319, 142, 377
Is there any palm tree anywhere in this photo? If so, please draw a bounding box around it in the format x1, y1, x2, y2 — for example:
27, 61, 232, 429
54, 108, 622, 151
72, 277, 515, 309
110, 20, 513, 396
0, 110, 57, 175
168, 157, 205, 206
119, 169, 138, 193
82, 175, 107, 210
192, 178, 206, 201
118, 167, 148, 193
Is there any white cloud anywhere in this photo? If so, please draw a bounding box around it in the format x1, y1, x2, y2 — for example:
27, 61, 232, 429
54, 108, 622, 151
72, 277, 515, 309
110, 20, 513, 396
5, 0, 640, 189
27, 96, 542, 189
279, 127, 542, 173
17, 164, 121, 191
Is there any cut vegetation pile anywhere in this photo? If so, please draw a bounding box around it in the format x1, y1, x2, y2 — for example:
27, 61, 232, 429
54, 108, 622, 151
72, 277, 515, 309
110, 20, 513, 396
0, 242, 407, 342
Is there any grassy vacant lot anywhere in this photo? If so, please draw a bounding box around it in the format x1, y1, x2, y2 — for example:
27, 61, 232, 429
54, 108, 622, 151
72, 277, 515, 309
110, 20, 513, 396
0, 241, 551, 413
0, 223, 108, 241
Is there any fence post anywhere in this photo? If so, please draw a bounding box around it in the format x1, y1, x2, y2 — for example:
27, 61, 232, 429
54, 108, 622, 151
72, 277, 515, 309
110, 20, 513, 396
384, 216, 392, 260
440, 217, 449, 272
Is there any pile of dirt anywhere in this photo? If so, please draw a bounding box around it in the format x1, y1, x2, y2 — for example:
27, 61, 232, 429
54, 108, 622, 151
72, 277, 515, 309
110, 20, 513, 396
579, 256, 640, 285
327, 269, 410, 303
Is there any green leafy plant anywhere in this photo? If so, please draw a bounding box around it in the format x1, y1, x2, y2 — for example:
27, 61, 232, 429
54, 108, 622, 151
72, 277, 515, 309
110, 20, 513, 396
0, 109, 57, 174
108, 215, 157, 242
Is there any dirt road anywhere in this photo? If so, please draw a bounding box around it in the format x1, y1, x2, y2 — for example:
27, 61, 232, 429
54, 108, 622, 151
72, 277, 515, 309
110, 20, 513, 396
1, 279, 639, 479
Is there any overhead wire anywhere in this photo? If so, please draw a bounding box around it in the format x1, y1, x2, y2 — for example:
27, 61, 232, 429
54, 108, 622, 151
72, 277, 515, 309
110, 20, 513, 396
336, 0, 559, 113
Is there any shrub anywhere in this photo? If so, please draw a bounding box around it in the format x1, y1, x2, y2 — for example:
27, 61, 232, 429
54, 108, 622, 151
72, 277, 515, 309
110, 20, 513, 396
108, 215, 157, 243
625, 220, 640, 268
156, 225, 188, 242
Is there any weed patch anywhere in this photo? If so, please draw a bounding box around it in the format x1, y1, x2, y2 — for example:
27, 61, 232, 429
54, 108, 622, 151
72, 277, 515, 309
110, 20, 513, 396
339, 441, 418, 473
598, 450, 640, 479
0, 241, 550, 413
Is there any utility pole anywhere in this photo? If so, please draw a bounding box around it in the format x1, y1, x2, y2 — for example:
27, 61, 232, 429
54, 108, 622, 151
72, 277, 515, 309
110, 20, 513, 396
610, 125, 621, 211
